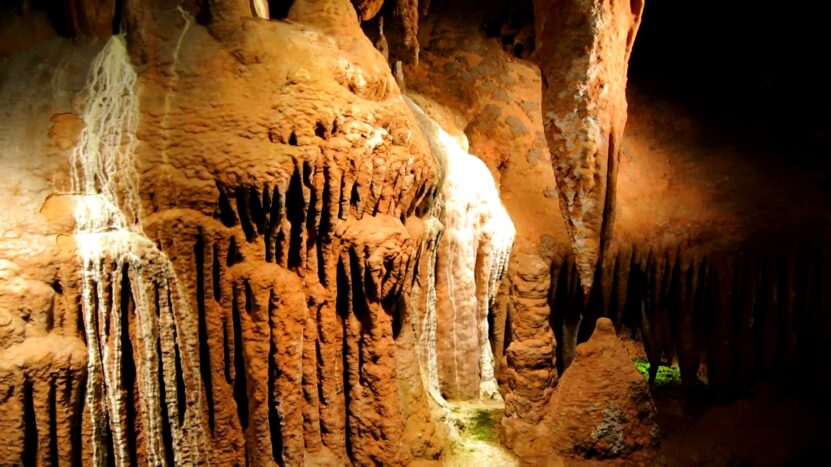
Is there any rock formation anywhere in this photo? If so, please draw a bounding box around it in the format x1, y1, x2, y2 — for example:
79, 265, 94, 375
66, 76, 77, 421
499, 255, 557, 448
407, 98, 515, 401
513, 318, 662, 465
0, 0, 455, 464
534, 0, 644, 292
1, 0, 831, 465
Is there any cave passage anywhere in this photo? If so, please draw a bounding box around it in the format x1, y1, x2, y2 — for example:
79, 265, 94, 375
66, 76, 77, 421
0, 0, 829, 466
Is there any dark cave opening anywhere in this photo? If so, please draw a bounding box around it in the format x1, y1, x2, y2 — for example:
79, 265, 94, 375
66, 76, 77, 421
335, 256, 355, 464
287, 166, 306, 270
155, 325, 176, 467
235, 188, 257, 243
231, 285, 250, 431
112, 0, 125, 34
119, 266, 140, 466
267, 291, 285, 464
629, 0, 831, 162
195, 237, 217, 433
267, 0, 293, 20
22, 381, 37, 466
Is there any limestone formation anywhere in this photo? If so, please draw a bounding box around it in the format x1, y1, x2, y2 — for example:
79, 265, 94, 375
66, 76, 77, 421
534, 0, 644, 293
407, 98, 515, 400
2, 0, 831, 466
515, 318, 663, 465
1, 0, 448, 464
500, 255, 557, 449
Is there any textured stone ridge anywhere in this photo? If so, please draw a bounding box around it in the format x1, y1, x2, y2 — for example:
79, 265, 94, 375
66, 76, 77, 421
500, 254, 557, 449
512, 318, 663, 465
0, 0, 448, 465
534, 0, 644, 293
129, 1, 444, 464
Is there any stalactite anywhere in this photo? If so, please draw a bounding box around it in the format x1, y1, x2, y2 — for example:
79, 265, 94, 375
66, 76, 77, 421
542, 241, 829, 400
252, 0, 270, 18
332, 213, 423, 465
676, 254, 701, 390
534, 0, 644, 293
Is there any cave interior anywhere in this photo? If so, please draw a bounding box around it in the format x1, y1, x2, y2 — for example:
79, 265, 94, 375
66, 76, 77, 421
0, 0, 829, 465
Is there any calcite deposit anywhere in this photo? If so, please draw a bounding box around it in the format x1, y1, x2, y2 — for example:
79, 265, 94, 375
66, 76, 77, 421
1, 0, 830, 465
534, 0, 643, 292
407, 98, 514, 401
513, 318, 663, 465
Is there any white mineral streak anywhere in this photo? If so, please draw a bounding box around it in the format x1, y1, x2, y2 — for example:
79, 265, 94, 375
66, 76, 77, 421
409, 216, 444, 398
159, 3, 193, 166
252, 0, 270, 19
405, 97, 515, 400
70, 35, 209, 466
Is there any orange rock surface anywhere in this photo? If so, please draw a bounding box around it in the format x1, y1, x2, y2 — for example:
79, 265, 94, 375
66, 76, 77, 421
1, 0, 830, 465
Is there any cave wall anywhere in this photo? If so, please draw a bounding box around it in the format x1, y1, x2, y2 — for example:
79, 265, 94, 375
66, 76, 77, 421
1, 0, 831, 465
1, 0, 449, 465
405, 0, 831, 459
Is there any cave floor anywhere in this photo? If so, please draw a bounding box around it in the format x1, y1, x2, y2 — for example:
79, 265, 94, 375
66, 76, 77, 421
443, 399, 519, 467
655, 384, 827, 466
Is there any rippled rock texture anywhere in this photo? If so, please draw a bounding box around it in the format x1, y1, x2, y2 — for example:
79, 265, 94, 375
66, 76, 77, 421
2, 0, 831, 466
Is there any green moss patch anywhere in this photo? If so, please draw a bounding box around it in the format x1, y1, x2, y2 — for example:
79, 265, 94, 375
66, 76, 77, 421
468, 409, 497, 442
633, 358, 682, 387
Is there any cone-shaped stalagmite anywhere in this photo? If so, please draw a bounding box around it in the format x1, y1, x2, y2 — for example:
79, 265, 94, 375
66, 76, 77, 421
534, 0, 643, 293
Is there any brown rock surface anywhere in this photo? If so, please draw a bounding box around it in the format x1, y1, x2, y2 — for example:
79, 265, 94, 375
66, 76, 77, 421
515, 318, 662, 465
500, 254, 557, 449
3, 0, 831, 465
128, 1, 444, 463
534, 0, 644, 292
0, 0, 448, 465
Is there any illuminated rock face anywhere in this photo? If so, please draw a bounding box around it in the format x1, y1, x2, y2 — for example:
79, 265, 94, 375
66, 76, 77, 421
517, 318, 663, 465
3, 1, 831, 466
69, 35, 210, 466
1, 1, 447, 465
407, 99, 515, 401
534, 0, 644, 293
128, 2, 445, 465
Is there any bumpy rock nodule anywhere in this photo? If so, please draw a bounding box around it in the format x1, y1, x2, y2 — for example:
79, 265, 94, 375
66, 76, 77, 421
513, 318, 663, 465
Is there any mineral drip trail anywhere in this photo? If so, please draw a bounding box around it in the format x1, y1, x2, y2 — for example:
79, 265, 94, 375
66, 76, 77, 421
406, 97, 515, 400
69, 35, 209, 466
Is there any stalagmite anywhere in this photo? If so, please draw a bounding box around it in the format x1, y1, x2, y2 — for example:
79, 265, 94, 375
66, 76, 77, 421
525, 318, 663, 465
501, 254, 557, 450
395, 0, 420, 64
